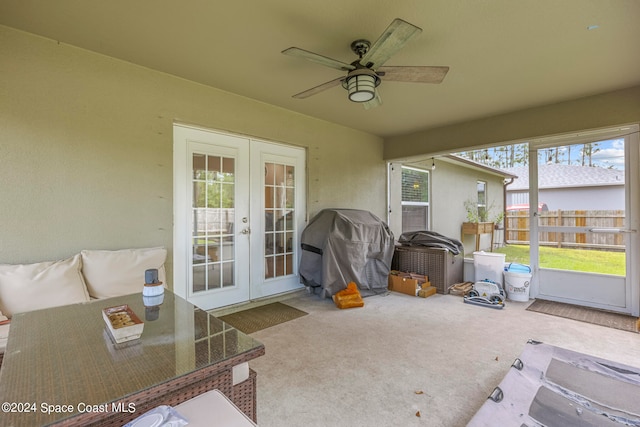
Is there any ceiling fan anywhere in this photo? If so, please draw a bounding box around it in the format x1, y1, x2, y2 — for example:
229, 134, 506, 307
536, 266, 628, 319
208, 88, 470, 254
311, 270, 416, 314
282, 18, 449, 109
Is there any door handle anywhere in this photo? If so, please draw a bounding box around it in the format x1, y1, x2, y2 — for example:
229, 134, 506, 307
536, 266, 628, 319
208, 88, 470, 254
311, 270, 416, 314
240, 228, 251, 235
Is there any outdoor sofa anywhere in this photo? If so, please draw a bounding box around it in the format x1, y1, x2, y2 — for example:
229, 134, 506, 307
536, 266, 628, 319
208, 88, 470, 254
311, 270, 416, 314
0, 247, 169, 362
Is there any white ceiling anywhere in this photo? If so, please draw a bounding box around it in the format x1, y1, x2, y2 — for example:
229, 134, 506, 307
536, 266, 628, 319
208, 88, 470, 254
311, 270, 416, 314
1, 0, 639, 138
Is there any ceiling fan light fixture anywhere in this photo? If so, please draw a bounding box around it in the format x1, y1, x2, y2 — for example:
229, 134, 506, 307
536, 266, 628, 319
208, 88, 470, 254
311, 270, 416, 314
342, 68, 380, 103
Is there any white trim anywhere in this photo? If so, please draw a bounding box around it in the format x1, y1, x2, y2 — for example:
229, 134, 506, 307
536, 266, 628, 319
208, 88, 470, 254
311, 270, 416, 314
626, 128, 640, 316
529, 125, 638, 148
529, 124, 639, 315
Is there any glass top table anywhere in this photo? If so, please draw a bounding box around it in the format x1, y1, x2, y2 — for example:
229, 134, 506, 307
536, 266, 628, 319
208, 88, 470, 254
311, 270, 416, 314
0, 290, 264, 426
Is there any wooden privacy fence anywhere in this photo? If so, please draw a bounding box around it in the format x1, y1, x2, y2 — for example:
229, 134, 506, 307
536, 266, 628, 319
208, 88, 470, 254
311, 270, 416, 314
505, 210, 625, 251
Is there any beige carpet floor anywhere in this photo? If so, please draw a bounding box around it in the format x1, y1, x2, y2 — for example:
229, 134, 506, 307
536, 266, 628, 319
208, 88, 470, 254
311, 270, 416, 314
247, 292, 640, 427
526, 299, 639, 333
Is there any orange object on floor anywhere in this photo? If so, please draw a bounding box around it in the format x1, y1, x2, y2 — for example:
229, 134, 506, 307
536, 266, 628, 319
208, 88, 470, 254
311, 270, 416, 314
333, 282, 364, 309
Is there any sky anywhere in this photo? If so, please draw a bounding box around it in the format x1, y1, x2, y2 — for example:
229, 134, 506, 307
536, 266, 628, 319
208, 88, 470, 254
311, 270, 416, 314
467, 138, 626, 171
586, 138, 625, 169
540, 138, 625, 170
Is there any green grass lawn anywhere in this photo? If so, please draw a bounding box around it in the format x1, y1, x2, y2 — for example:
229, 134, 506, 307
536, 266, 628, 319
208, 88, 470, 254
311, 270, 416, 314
490, 244, 625, 276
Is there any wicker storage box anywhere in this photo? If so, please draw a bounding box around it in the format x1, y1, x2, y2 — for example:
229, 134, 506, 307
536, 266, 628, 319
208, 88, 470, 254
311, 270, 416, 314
391, 245, 463, 294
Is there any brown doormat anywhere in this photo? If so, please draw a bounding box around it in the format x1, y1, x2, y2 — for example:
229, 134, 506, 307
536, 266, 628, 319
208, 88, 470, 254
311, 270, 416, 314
526, 299, 639, 333
219, 302, 308, 334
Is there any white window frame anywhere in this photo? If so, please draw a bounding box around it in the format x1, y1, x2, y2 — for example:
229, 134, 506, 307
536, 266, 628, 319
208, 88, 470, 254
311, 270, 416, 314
401, 166, 431, 232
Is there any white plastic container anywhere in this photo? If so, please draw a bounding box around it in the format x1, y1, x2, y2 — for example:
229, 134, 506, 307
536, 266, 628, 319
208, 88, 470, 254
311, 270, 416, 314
504, 263, 532, 302
473, 251, 506, 286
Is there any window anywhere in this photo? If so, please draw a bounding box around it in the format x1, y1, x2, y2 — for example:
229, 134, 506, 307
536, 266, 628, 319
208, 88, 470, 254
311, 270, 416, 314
477, 180, 487, 221
401, 166, 430, 233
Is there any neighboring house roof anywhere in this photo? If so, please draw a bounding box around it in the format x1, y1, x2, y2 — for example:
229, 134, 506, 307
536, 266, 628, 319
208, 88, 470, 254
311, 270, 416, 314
444, 155, 518, 179
503, 164, 625, 191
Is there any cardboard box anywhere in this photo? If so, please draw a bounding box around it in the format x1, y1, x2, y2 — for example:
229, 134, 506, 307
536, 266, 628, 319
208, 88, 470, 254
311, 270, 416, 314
448, 281, 474, 296
410, 273, 429, 284
388, 273, 420, 296
418, 286, 437, 298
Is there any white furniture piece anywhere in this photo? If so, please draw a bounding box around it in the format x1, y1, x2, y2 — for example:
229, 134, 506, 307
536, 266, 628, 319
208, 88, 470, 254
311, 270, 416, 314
175, 389, 258, 426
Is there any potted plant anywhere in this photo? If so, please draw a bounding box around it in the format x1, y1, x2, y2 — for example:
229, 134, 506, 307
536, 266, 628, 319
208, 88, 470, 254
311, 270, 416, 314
463, 198, 504, 233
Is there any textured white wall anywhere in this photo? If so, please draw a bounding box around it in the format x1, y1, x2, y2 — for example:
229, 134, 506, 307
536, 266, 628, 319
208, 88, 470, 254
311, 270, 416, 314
0, 26, 386, 282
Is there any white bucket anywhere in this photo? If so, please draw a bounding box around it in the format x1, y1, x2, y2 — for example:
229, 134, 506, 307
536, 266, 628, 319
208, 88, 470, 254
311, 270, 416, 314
473, 252, 506, 286
504, 270, 532, 302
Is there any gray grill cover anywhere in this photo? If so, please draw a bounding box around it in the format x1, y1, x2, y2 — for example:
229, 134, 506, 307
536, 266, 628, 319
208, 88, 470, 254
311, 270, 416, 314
299, 209, 395, 297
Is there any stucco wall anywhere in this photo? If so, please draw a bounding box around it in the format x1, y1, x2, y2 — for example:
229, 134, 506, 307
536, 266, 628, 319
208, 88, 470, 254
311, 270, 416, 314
388, 160, 505, 254
0, 26, 386, 279
430, 161, 505, 254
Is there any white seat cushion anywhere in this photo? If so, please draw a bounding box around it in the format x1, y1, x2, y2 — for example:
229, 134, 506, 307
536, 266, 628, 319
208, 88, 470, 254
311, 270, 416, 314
81, 247, 167, 298
233, 362, 250, 385
0, 323, 9, 354
0, 254, 90, 317
175, 389, 257, 426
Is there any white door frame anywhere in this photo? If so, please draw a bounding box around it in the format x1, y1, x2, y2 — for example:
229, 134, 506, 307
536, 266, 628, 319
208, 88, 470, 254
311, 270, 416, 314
249, 141, 306, 299
173, 124, 251, 309
528, 124, 639, 316
173, 123, 306, 310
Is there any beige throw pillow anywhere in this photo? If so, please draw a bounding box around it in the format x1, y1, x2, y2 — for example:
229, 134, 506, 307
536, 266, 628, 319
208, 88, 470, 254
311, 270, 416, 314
0, 254, 90, 317
81, 247, 167, 299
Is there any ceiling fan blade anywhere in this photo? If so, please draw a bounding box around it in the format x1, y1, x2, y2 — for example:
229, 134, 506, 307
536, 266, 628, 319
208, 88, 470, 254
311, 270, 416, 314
363, 92, 382, 110
282, 47, 356, 71
360, 18, 422, 68
292, 76, 345, 99
377, 66, 449, 83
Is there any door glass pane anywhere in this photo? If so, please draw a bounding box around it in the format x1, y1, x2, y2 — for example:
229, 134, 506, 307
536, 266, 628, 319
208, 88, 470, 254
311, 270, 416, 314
265, 257, 275, 279
207, 156, 221, 179
286, 166, 295, 186
192, 153, 236, 293
537, 140, 625, 276
275, 255, 285, 276
275, 232, 285, 254
285, 254, 293, 275
264, 162, 296, 280
193, 154, 206, 179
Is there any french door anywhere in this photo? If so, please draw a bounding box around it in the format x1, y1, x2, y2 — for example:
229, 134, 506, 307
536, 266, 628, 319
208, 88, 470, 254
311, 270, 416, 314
529, 125, 639, 316
173, 124, 306, 310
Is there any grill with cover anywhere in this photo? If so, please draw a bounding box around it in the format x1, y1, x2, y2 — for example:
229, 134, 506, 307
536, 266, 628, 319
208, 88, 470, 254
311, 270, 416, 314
299, 209, 395, 298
